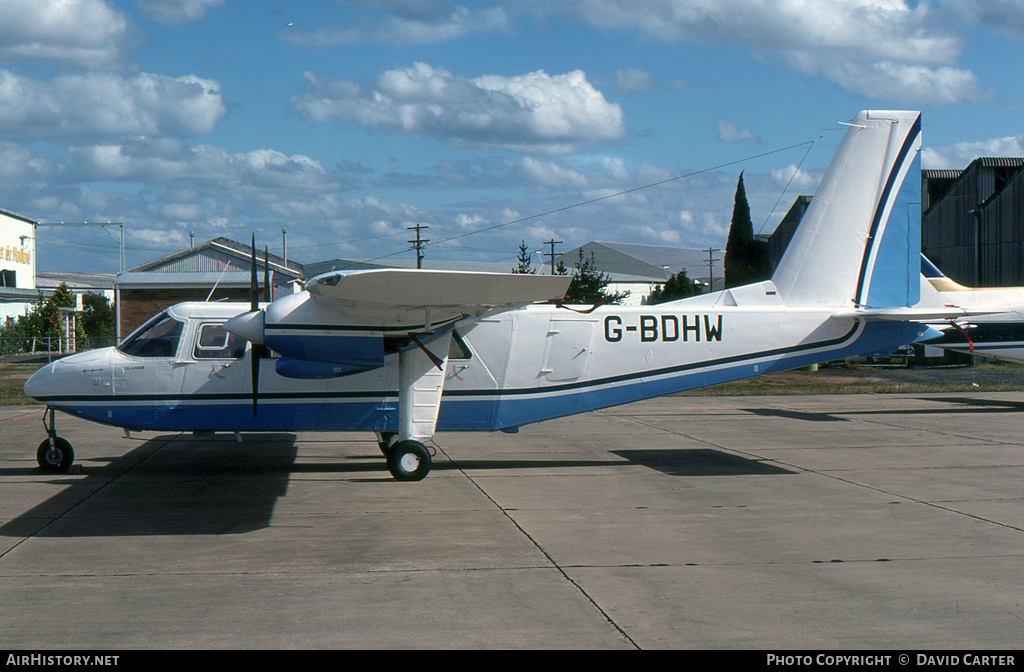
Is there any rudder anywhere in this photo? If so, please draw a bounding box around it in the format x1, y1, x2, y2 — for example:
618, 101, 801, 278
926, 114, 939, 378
772, 111, 922, 309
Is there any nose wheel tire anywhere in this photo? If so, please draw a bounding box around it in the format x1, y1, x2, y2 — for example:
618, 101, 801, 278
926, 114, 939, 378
386, 440, 431, 481
37, 437, 74, 473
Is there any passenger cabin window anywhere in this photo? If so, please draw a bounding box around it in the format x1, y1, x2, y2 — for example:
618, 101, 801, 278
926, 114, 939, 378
194, 323, 246, 359
117, 313, 184, 358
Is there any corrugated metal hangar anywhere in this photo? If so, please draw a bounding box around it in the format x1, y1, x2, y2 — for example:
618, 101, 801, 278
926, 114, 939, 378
921, 158, 1024, 287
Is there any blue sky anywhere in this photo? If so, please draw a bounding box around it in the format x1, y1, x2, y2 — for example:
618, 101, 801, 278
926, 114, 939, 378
2, 0, 1024, 274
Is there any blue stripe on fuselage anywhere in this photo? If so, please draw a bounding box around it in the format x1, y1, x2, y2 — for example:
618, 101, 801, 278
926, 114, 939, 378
42, 319, 927, 434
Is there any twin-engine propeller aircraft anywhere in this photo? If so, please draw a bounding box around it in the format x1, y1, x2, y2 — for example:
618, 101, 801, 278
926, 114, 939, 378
24, 110, 987, 480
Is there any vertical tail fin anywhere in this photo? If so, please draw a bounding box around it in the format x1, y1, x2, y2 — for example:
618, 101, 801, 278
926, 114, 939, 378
772, 110, 922, 309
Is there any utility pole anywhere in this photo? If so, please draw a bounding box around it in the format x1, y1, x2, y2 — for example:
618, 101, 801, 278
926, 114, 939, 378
408, 224, 429, 269
705, 246, 720, 293
542, 238, 563, 275
282, 228, 288, 268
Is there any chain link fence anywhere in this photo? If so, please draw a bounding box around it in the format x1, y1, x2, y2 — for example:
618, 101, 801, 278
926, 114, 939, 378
0, 336, 118, 362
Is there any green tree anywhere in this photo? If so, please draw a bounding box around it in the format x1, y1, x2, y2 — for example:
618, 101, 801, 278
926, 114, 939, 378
0, 283, 91, 353
724, 172, 764, 288
563, 250, 629, 305
512, 240, 536, 274
81, 293, 116, 340
648, 268, 698, 304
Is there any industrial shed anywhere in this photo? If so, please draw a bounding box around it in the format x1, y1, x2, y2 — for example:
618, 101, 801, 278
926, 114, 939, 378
921, 158, 1024, 287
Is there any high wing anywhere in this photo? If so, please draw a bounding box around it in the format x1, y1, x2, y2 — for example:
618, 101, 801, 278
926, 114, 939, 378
306, 268, 571, 317
226, 268, 571, 357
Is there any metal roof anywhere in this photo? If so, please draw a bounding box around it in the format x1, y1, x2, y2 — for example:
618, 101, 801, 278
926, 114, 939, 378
126, 237, 303, 277
36, 271, 115, 290
922, 169, 962, 180
115, 271, 292, 287
975, 157, 1024, 168
0, 207, 37, 225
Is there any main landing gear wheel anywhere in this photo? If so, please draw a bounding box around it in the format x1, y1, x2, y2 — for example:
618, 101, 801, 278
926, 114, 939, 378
386, 440, 431, 481
37, 437, 74, 474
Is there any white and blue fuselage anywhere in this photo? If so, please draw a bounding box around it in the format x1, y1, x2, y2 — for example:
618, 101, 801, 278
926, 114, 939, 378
25, 292, 935, 435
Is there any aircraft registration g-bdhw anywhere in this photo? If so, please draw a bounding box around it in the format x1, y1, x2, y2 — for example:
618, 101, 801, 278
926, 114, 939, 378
24, 110, 980, 480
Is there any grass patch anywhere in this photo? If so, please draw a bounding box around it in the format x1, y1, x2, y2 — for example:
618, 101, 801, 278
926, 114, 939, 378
0, 360, 47, 405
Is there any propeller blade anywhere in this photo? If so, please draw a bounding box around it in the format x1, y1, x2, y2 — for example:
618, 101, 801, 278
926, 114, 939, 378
250, 233, 258, 312
251, 344, 259, 417
264, 245, 271, 303
248, 233, 264, 416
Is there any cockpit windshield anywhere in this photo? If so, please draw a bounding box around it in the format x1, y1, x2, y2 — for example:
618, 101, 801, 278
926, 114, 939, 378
117, 312, 184, 358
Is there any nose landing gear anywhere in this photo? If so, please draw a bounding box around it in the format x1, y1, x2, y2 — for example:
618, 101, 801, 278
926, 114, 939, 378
36, 408, 74, 474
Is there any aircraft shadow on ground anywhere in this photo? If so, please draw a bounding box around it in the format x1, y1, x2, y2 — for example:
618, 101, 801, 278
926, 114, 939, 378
1, 437, 791, 538
611, 449, 795, 477
1, 434, 302, 538
739, 396, 1024, 423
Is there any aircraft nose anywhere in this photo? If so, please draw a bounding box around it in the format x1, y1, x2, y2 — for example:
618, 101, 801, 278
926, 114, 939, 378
23, 361, 55, 400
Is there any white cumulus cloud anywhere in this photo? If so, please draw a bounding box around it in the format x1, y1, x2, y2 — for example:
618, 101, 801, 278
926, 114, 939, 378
294, 63, 627, 153
531, 0, 983, 105
134, 0, 226, 25
0, 0, 138, 69
282, 4, 509, 45
716, 119, 761, 145
0, 70, 226, 140
923, 134, 1024, 170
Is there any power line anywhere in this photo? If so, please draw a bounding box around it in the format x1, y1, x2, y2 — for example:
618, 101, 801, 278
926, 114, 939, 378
422, 137, 824, 252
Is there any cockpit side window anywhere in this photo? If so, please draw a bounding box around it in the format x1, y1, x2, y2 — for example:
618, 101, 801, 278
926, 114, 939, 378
194, 323, 246, 360
117, 313, 184, 358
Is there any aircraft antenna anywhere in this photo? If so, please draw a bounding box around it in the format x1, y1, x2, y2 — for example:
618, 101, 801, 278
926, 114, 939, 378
205, 261, 231, 302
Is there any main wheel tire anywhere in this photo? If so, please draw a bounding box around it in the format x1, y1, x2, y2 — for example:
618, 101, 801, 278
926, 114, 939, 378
37, 437, 74, 473
386, 440, 431, 481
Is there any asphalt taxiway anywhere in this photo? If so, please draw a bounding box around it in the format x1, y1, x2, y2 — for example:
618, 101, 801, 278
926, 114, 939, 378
1, 393, 1022, 649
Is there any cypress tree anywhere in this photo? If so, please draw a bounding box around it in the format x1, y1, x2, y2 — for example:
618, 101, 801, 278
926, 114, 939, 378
724, 172, 761, 288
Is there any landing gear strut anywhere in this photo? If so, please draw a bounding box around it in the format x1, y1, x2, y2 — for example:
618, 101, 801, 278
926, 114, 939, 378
37, 407, 74, 473
376, 431, 397, 457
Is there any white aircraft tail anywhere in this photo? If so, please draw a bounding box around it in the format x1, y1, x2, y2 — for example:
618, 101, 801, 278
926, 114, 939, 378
772, 110, 921, 309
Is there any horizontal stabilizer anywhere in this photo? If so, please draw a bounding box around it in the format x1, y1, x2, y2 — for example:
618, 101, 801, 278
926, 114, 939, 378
832, 307, 1006, 321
